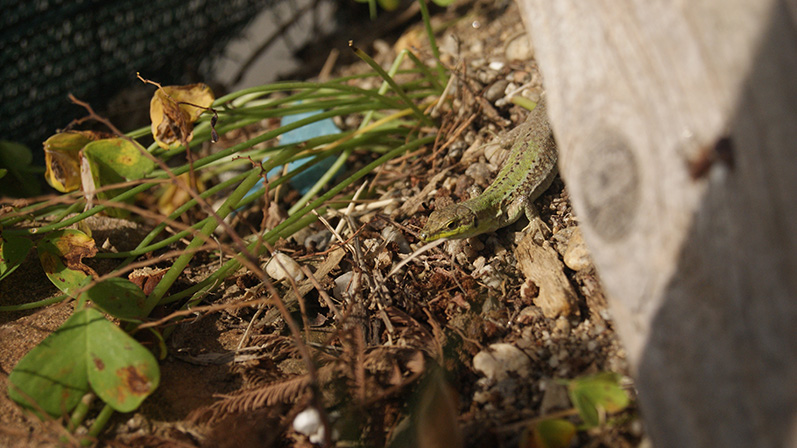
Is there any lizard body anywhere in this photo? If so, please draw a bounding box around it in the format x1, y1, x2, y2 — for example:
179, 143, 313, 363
419, 98, 557, 242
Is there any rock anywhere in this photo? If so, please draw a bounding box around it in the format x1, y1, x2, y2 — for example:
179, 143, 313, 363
539, 379, 570, 415
563, 227, 593, 271
485, 79, 509, 103
264, 252, 305, 282
333, 271, 359, 301
473, 343, 533, 381
516, 235, 579, 318
488, 61, 505, 71
506, 33, 533, 61
293, 407, 338, 443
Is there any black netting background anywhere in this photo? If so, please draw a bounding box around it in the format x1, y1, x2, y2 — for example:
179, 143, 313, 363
1, 0, 271, 154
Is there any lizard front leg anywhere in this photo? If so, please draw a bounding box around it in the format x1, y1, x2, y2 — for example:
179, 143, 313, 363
522, 200, 551, 245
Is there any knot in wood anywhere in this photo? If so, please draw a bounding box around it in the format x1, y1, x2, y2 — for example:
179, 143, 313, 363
578, 130, 640, 242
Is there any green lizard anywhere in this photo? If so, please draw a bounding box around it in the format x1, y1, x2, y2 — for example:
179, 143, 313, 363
419, 98, 558, 242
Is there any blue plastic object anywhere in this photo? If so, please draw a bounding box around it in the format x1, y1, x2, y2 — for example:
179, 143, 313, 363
242, 109, 344, 207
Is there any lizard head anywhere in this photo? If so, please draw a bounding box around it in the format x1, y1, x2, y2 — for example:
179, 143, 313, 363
419, 204, 479, 242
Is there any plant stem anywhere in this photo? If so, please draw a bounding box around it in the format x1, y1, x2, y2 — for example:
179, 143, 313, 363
144, 169, 263, 311
349, 43, 435, 127
0, 294, 68, 312
67, 393, 94, 432
159, 135, 435, 305
417, 0, 447, 82
85, 404, 114, 444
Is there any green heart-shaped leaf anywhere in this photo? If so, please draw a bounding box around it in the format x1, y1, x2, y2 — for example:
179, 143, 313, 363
81, 138, 154, 217
7, 310, 91, 417
81, 277, 148, 321
84, 307, 160, 412
567, 372, 630, 428
82, 138, 154, 181
8, 307, 160, 416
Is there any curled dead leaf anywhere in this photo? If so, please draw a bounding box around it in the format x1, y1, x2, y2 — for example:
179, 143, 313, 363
52, 230, 98, 276
43, 131, 108, 192
37, 229, 98, 296
129, 267, 169, 296
150, 83, 215, 149
157, 172, 205, 216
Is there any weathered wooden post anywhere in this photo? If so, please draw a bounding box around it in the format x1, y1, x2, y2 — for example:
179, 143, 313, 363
516, 0, 797, 446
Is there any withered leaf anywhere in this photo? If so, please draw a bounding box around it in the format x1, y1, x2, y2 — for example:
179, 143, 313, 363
43, 131, 108, 192
150, 83, 215, 149
128, 267, 169, 296
157, 172, 205, 216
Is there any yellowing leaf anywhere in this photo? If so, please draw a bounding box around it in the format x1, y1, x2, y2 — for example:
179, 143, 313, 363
149, 83, 214, 149
37, 229, 97, 296
43, 131, 106, 192
157, 172, 204, 216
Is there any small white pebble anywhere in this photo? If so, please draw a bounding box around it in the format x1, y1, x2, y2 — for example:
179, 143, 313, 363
488, 61, 505, 71
381, 226, 411, 253
473, 343, 533, 381
631, 419, 645, 437
293, 407, 322, 438
563, 227, 593, 271
505, 33, 533, 60
554, 316, 571, 334
473, 390, 491, 404
541, 330, 551, 340
265, 252, 305, 282
592, 323, 607, 336
479, 265, 504, 290
333, 271, 358, 301
472, 256, 487, 271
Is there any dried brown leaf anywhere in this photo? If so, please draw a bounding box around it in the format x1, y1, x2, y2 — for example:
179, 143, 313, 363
149, 83, 214, 149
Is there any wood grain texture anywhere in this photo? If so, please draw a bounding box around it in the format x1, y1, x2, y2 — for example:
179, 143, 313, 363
516, 0, 797, 446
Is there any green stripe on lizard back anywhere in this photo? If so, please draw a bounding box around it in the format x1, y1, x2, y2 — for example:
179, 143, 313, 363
420, 98, 557, 242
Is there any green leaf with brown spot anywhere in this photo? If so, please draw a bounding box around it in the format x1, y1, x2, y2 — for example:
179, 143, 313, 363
8, 309, 92, 417
80, 138, 154, 217
81, 277, 148, 321
8, 307, 160, 417
82, 138, 155, 181
83, 307, 160, 412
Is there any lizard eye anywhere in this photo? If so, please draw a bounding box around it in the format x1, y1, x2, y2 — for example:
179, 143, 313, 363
446, 220, 457, 230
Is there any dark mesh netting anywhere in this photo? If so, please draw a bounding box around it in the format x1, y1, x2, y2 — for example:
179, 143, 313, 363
1, 0, 270, 154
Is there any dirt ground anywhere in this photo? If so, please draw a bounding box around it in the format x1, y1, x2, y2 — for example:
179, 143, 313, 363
0, 1, 644, 447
